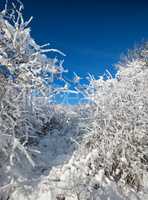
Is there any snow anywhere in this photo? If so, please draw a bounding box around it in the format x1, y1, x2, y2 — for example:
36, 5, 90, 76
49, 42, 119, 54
0, 1, 148, 200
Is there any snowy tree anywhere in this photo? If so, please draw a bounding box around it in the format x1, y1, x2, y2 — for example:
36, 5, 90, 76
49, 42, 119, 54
0, 1, 66, 198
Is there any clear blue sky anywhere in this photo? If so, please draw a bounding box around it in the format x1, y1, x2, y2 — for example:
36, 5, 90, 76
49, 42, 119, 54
1, 0, 148, 78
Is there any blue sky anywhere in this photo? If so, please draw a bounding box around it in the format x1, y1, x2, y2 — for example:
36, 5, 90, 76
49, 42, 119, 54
0, 0, 148, 79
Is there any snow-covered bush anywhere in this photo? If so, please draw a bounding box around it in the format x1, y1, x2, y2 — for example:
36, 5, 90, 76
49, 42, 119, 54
77, 42, 148, 198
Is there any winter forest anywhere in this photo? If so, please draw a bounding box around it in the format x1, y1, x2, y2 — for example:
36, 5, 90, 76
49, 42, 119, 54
0, 1, 148, 200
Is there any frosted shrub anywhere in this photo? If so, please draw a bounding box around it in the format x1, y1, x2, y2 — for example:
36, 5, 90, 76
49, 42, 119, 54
80, 43, 148, 197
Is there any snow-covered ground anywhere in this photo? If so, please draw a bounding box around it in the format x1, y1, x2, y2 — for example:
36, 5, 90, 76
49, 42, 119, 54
10, 123, 148, 200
